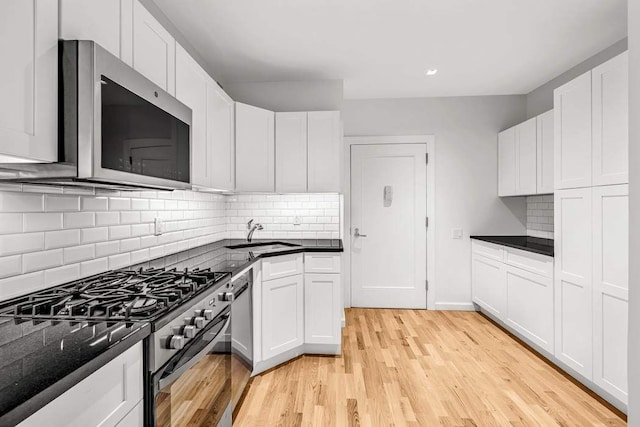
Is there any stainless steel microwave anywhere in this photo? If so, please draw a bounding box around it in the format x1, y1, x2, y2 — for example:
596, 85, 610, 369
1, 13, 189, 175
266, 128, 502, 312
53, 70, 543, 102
0, 40, 192, 191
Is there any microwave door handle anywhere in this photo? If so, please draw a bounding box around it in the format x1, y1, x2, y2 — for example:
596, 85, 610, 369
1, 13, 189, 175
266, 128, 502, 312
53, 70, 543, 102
158, 314, 231, 390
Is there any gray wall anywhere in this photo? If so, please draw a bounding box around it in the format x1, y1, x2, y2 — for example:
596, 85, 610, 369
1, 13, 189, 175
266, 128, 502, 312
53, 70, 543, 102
224, 80, 344, 112
526, 38, 628, 118
628, 1, 639, 424
342, 95, 528, 307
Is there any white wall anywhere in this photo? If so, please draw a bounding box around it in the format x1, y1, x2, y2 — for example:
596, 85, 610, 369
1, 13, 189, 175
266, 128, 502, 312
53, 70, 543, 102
342, 95, 528, 307
526, 38, 628, 118
627, 1, 639, 424
224, 80, 344, 112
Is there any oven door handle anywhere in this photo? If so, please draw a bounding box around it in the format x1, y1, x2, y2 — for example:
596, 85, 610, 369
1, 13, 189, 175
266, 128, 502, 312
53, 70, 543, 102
158, 312, 231, 390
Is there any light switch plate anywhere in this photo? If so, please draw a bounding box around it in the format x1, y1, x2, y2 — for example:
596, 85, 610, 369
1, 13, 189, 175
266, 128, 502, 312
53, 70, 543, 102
451, 228, 463, 239
154, 217, 164, 236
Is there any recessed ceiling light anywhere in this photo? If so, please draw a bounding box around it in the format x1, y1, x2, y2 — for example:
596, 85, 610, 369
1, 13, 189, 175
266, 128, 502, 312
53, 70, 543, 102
426, 69, 438, 76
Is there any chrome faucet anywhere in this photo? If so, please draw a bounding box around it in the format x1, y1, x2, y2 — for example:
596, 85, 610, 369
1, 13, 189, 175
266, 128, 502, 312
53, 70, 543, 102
247, 219, 263, 242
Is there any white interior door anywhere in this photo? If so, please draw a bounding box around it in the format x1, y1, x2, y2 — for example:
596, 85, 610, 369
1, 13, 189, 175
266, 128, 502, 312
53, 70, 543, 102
351, 144, 427, 308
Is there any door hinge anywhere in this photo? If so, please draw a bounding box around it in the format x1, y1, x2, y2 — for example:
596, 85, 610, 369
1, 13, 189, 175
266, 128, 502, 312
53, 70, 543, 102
425, 217, 429, 227
425, 280, 429, 291
425, 153, 429, 164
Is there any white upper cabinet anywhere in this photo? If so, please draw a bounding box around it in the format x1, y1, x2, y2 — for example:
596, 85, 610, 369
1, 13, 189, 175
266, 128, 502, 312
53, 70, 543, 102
554, 71, 592, 190
515, 117, 537, 195
0, 0, 58, 162
235, 103, 275, 192
592, 184, 628, 403
175, 44, 210, 187
592, 52, 628, 186
59, 0, 125, 60
207, 81, 235, 191
308, 111, 342, 192
554, 188, 593, 379
276, 112, 308, 193
132, 0, 175, 95
536, 110, 554, 194
498, 127, 517, 196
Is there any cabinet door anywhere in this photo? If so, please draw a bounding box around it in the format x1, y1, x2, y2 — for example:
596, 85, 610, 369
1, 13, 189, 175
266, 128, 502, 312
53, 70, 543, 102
19, 343, 143, 427
308, 111, 341, 192
0, 0, 57, 162
554, 71, 592, 190
505, 266, 554, 353
305, 273, 341, 345
208, 81, 235, 191
592, 52, 628, 186
59, 0, 123, 59
498, 127, 516, 196
471, 254, 506, 320
554, 188, 592, 378
536, 110, 554, 194
592, 184, 628, 403
175, 44, 210, 187
235, 103, 275, 192
132, 0, 175, 95
515, 117, 537, 195
262, 274, 304, 359
276, 112, 308, 193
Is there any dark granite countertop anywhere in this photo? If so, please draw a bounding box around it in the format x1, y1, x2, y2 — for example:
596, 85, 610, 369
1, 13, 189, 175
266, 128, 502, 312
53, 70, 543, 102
470, 235, 554, 257
0, 319, 149, 426
195, 238, 344, 277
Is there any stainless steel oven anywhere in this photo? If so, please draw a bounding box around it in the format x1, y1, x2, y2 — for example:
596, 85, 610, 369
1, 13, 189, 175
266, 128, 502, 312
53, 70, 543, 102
229, 270, 254, 413
0, 40, 192, 191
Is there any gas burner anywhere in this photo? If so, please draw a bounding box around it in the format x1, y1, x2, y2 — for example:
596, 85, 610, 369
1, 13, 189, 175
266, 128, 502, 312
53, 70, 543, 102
0, 267, 231, 322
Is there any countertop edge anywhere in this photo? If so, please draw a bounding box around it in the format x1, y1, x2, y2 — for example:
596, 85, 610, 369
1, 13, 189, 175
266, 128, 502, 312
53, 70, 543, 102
470, 236, 554, 257
0, 323, 150, 427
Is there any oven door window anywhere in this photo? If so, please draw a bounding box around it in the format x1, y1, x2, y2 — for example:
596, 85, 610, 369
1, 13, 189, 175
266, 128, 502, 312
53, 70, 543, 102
101, 76, 190, 183
155, 309, 231, 427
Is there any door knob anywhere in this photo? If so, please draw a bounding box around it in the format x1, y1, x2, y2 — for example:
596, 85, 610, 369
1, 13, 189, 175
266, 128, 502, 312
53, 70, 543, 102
354, 228, 367, 237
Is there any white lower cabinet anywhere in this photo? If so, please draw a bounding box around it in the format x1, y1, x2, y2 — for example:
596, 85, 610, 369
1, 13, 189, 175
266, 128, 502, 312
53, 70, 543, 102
19, 343, 143, 427
305, 271, 341, 345
261, 273, 304, 360
471, 252, 506, 319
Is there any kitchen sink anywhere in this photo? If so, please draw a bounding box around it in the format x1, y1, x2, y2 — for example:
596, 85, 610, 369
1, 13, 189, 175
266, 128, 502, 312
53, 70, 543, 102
225, 241, 301, 252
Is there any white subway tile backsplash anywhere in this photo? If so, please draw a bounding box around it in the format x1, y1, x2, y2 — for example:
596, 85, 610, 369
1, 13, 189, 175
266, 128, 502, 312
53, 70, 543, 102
0, 255, 22, 279
526, 195, 554, 239
23, 213, 63, 232
0, 213, 22, 235
0, 192, 43, 212
0, 233, 44, 256
64, 244, 95, 264
45, 229, 80, 249
0, 188, 338, 300
23, 249, 63, 273
81, 227, 109, 244
45, 195, 80, 212
64, 212, 95, 229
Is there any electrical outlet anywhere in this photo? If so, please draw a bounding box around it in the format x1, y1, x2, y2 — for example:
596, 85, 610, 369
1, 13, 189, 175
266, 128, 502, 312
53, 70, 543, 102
293, 216, 302, 226
451, 228, 463, 239
154, 217, 164, 236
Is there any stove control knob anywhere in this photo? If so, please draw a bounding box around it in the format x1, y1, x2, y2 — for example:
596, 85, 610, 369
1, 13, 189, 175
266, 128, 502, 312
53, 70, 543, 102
168, 335, 185, 350
219, 292, 234, 302
183, 325, 196, 338
202, 309, 214, 320
194, 316, 206, 328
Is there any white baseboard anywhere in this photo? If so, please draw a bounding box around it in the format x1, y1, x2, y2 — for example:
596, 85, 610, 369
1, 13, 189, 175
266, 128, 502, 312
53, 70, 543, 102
434, 302, 476, 311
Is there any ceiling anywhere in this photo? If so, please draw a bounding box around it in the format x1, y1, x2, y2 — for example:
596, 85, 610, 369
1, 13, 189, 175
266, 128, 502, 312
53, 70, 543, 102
152, 0, 627, 99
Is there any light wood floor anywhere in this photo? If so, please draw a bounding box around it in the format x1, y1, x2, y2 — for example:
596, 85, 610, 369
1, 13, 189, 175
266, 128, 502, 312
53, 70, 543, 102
235, 308, 626, 426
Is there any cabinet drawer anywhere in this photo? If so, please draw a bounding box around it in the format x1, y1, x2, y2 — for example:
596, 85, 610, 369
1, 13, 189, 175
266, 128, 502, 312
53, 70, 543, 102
262, 253, 303, 281
471, 240, 504, 261
505, 247, 553, 278
304, 253, 341, 274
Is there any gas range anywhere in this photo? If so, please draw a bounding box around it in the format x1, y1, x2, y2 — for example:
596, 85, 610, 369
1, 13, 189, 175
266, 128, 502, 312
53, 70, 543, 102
0, 267, 231, 325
